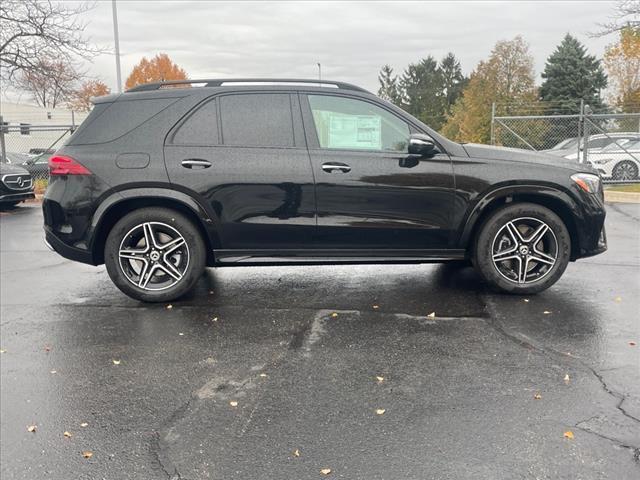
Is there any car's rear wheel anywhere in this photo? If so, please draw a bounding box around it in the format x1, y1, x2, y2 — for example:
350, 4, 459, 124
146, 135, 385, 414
474, 203, 571, 294
105, 207, 206, 302
612, 160, 639, 181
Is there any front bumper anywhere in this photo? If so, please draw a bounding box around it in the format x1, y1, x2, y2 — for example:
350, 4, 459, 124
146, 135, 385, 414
0, 191, 35, 203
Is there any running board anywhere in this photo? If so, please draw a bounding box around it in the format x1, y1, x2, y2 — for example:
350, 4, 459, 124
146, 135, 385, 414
214, 249, 466, 266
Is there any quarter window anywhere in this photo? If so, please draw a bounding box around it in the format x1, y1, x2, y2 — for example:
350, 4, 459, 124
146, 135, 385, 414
220, 93, 295, 147
308, 95, 409, 152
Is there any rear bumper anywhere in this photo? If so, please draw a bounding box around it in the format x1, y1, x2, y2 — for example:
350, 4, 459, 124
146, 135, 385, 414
44, 227, 96, 265
0, 192, 35, 203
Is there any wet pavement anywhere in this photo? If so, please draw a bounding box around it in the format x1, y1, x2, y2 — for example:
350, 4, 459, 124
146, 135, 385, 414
1, 202, 638, 480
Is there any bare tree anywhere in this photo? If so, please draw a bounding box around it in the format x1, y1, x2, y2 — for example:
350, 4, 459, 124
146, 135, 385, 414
592, 0, 640, 36
16, 59, 83, 108
0, 0, 101, 81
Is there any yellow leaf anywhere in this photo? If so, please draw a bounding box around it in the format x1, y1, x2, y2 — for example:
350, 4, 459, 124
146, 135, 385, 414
331, 313, 338, 318
533, 393, 542, 400
427, 312, 436, 318
50, 370, 57, 374
229, 400, 238, 407
178, 332, 184, 336
563, 431, 574, 439
112, 359, 121, 365
564, 374, 570, 384
523, 299, 529, 303
376, 376, 384, 383
293, 448, 300, 457
80, 422, 89, 427
614, 296, 622, 302
543, 310, 552, 315
82, 451, 93, 459
27, 425, 37, 433
212, 317, 218, 322
376, 408, 386, 415
0, 349, 5, 354
372, 305, 379, 309
166, 304, 173, 309
63, 431, 72, 438
259, 373, 267, 378
320, 468, 332, 475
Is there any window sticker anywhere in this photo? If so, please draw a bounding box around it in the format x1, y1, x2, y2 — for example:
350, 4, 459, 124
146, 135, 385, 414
327, 114, 381, 150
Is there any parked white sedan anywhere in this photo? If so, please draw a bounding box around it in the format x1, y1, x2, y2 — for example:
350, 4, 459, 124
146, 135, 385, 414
586, 139, 640, 180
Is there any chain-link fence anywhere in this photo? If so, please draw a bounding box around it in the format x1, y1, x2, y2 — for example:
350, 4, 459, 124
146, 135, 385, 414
492, 104, 640, 184
0, 124, 75, 192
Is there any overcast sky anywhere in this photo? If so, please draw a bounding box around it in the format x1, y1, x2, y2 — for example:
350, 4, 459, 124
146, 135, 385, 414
7, 0, 621, 102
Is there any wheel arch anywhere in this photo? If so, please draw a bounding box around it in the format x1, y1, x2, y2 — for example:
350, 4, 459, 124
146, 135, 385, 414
90, 188, 219, 266
460, 185, 581, 261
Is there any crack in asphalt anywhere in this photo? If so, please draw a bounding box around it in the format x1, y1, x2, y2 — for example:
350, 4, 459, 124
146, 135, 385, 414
483, 295, 640, 457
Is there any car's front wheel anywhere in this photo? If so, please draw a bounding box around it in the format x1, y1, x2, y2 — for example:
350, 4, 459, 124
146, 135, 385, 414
474, 203, 571, 294
612, 160, 639, 181
104, 207, 206, 302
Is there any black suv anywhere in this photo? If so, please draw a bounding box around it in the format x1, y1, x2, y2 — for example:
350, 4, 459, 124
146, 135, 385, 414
43, 79, 606, 302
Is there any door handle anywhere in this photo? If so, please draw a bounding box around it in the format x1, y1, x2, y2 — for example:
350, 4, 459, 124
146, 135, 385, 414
181, 159, 211, 169
322, 162, 351, 173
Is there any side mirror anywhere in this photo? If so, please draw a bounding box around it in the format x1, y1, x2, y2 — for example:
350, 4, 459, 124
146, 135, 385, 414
408, 134, 436, 156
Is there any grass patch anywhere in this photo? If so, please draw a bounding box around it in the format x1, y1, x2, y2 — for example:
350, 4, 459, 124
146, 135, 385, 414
605, 183, 640, 193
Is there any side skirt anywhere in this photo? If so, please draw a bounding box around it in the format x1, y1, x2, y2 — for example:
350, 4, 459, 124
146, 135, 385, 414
213, 249, 466, 266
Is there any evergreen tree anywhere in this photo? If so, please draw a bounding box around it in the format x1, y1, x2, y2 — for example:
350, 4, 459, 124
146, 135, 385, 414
400, 56, 446, 129
439, 52, 466, 116
377, 65, 402, 105
540, 34, 608, 113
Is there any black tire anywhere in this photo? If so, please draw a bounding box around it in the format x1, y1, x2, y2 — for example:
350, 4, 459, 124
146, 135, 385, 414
612, 160, 639, 181
104, 207, 206, 302
473, 203, 571, 294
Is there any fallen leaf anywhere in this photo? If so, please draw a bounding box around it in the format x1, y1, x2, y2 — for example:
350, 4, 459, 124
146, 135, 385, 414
27, 425, 37, 433
209, 290, 214, 295
427, 312, 436, 318
563, 431, 574, 439
564, 374, 570, 384
629, 341, 637, 346
44, 345, 51, 352
330, 313, 338, 318
80, 422, 89, 428
523, 299, 530, 303
166, 304, 173, 310
320, 468, 332, 475
533, 393, 542, 400
212, 317, 218, 322
112, 359, 121, 365
0, 349, 5, 354
82, 451, 93, 459
293, 448, 300, 457
543, 310, 552, 315
229, 400, 238, 407
372, 305, 379, 309
178, 332, 184, 336
259, 373, 267, 378
376, 376, 384, 383
63, 431, 72, 438
376, 408, 386, 415
50, 370, 57, 374
614, 296, 622, 302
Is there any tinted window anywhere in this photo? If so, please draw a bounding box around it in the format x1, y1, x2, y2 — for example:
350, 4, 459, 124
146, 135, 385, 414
220, 94, 294, 147
308, 95, 409, 152
171, 99, 218, 145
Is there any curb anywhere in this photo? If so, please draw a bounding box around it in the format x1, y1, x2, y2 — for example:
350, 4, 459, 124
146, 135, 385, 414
604, 190, 640, 204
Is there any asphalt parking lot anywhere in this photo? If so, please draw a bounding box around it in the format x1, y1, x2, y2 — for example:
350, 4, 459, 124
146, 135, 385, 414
1, 202, 638, 480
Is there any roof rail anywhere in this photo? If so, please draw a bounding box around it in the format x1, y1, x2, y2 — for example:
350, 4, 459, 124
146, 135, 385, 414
126, 78, 369, 93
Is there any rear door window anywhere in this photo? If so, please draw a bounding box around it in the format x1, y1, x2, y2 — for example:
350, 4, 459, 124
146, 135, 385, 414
219, 93, 295, 147
171, 99, 218, 145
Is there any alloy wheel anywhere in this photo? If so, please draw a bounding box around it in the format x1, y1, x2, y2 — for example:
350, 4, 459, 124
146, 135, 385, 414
612, 161, 638, 181
118, 222, 190, 291
491, 217, 558, 284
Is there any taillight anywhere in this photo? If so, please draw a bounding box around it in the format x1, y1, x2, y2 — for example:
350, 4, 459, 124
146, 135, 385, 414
48, 155, 92, 175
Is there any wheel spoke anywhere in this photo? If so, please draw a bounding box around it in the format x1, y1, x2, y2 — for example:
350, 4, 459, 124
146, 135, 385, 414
505, 221, 525, 243
157, 260, 183, 281
525, 223, 549, 246
493, 250, 519, 262
517, 256, 529, 284
138, 262, 158, 289
143, 223, 159, 249
158, 236, 185, 254
119, 249, 146, 260
529, 249, 556, 265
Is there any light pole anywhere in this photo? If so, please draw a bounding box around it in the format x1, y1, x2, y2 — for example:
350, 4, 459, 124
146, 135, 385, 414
317, 62, 321, 85
112, 0, 123, 93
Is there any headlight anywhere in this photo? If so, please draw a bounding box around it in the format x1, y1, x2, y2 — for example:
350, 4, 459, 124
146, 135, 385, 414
571, 173, 601, 194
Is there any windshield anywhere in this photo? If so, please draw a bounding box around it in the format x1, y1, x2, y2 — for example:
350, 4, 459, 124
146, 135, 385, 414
550, 138, 576, 150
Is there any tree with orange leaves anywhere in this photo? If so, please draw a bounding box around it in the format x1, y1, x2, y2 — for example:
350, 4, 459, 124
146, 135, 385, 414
604, 27, 640, 111
124, 53, 188, 90
68, 80, 111, 111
